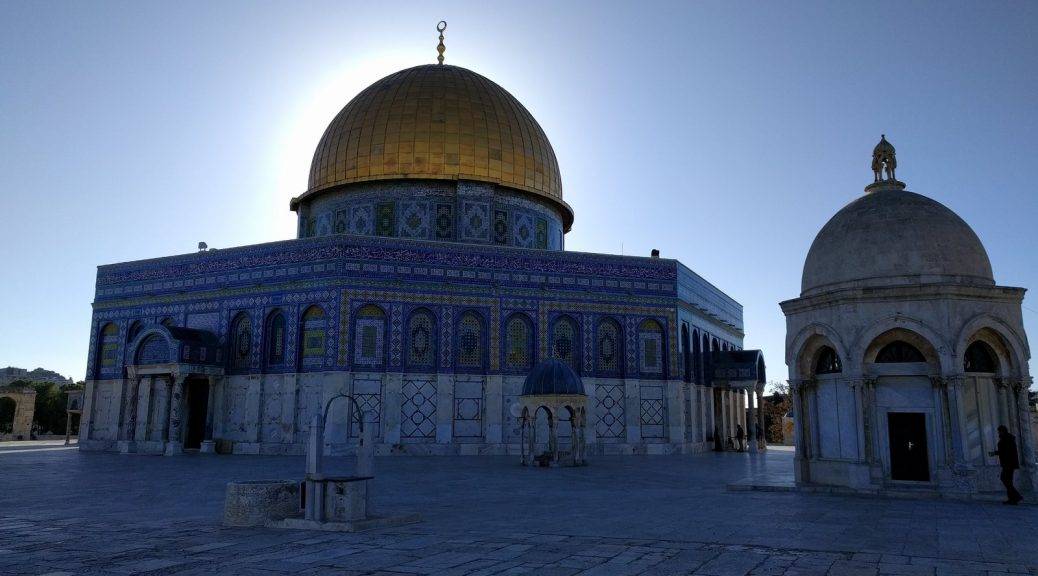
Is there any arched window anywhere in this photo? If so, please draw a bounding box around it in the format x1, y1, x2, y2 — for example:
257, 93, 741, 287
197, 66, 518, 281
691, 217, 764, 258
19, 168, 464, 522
681, 324, 691, 383
596, 318, 622, 375
230, 313, 252, 369
99, 323, 119, 368
126, 321, 142, 343
964, 341, 998, 373
300, 306, 327, 366
875, 340, 926, 363
504, 314, 533, 370
354, 305, 386, 367
638, 319, 665, 375
406, 308, 436, 369
265, 310, 286, 366
456, 311, 484, 369
551, 316, 579, 372
136, 333, 169, 365
814, 346, 842, 375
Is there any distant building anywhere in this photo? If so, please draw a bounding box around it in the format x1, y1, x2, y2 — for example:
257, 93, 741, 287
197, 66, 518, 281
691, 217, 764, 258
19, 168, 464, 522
0, 367, 74, 387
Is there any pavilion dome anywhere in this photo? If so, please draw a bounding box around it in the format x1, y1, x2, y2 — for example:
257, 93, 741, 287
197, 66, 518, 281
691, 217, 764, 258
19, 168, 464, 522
522, 359, 585, 396
304, 64, 571, 229
801, 187, 994, 296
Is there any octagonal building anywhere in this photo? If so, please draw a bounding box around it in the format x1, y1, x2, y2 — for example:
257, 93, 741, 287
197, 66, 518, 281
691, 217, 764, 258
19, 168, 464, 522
79, 57, 758, 457
782, 138, 1034, 497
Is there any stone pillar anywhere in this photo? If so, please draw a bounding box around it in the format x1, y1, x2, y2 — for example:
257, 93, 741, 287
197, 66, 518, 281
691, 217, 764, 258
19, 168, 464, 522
164, 375, 186, 456
942, 375, 968, 469
1012, 378, 1037, 491
757, 385, 767, 450
382, 372, 402, 446
624, 378, 641, 446
79, 380, 96, 442
122, 377, 141, 442
485, 374, 504, 447
747, 385, 758, 452
135, 376, 153, 444
436, 374, 454, 444
281, 374, 298, 445
667, 380, 684, 445
200, 375, 218, 453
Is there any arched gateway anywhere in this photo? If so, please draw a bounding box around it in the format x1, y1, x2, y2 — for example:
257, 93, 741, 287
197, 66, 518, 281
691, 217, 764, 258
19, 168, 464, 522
782, 138, 1034, 497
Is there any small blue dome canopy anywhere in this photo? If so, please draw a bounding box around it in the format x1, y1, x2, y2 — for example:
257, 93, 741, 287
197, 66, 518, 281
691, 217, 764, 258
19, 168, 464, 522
522, 359, 585, 396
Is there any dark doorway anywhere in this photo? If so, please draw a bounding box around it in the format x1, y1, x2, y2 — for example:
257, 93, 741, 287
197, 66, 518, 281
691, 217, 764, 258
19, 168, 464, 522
184, 379, 209, 450
887, 412, 929, 481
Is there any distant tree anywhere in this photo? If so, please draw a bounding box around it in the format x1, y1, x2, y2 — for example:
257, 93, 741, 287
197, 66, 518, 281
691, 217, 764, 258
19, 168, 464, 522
762, 381, 791, 444
5, 380, 66, 436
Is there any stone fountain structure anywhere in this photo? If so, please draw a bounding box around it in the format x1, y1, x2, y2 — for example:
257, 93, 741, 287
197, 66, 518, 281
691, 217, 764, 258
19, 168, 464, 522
223, 393, 419, 531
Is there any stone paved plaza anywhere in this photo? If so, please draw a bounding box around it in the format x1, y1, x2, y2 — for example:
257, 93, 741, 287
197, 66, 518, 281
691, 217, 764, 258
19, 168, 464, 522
1, 443, 1035, 576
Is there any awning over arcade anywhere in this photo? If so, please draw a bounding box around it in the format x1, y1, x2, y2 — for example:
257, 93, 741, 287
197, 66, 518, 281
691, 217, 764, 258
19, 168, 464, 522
706, 350, 766, 389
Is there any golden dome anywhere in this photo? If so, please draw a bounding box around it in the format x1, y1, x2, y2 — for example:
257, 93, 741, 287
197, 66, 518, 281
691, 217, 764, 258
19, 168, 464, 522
304, 64, 571, 227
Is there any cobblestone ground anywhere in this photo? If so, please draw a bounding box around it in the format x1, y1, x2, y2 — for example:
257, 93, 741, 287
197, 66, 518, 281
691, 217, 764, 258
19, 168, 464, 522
1, 443, 1035, 575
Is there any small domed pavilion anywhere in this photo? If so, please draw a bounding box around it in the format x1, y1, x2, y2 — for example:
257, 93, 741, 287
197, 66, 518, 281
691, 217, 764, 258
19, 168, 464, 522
519, 359, 588, 467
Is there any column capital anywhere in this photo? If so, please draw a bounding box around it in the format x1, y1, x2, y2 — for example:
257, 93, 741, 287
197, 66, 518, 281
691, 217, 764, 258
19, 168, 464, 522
929, 375, 947, 389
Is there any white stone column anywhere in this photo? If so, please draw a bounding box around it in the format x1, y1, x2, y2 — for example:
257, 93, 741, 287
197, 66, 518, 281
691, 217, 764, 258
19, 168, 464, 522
747, 385, 758, 452
756, 385, 767, 450
245, 375, 262, 445
79, 380, 96, 442
1012, 378, 1037, 491
943, 375, 968, 468
281, 374, 298, 445
200, 375, 218, 453
135, 376, 153, 443
383, 372, 403, 445
667, 380, 684, 445
436, 374, 454, 444
485, 374, 504, 447
122, 377, 141, 442
164, 375, 186, 455
624, 378, 641, 446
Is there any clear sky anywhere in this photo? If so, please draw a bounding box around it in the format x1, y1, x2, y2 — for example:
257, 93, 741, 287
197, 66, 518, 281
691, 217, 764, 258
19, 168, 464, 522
1, 1, 1036, 386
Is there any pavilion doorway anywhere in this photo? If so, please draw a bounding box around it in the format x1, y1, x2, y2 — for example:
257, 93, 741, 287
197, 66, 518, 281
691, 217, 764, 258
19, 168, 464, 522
887, 412, 929, 481
184, 378, 210, 450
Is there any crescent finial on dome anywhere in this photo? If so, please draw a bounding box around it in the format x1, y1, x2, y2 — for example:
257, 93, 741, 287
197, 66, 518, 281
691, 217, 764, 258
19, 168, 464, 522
436, 21, 447, 65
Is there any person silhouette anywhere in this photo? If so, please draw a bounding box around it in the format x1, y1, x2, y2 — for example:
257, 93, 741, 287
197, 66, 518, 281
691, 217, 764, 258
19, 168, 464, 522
989, 425, 1022, 505
736, 424, 746, 452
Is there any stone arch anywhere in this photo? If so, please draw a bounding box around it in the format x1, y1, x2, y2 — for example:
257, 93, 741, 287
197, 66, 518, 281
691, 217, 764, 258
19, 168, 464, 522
787, 322, 850, 372
862, 328, 942, 371
854, 316, 950, 374
953, 314, 1029, 377
0, 387, 36, 440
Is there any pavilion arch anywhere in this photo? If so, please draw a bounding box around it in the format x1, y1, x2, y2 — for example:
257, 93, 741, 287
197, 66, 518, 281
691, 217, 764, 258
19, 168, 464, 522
854, 316, 951, 374
953, 314, 1029, 377
960, 327, 1015, 376
861, 328, 942, 372
793, 333, 847, 379
787, 322, 850, 373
